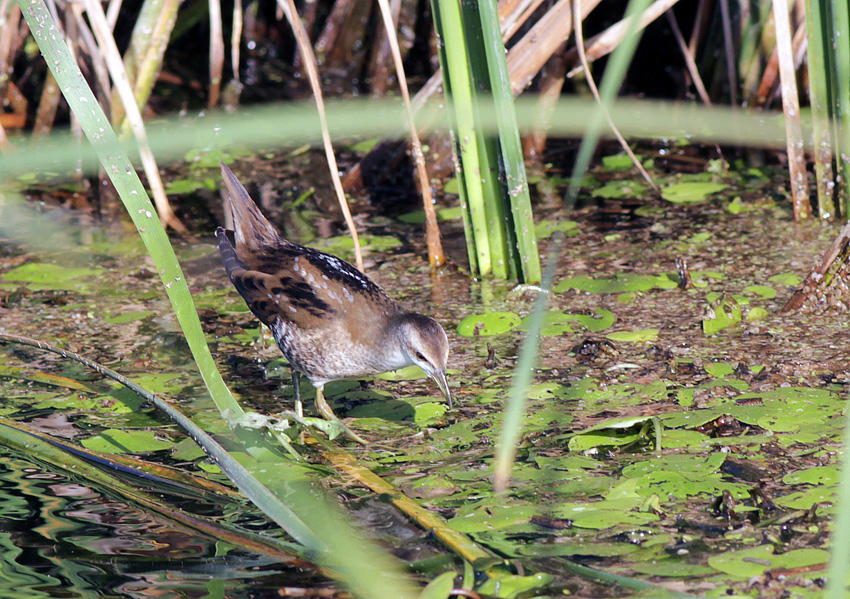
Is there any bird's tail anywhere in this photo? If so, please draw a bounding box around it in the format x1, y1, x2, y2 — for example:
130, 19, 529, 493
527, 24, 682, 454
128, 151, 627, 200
220, 161, 280, 250
215, 227, 245, 281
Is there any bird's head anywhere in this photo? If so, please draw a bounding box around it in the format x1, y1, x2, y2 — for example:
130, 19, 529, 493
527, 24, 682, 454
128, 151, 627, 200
396, 313, 452, 407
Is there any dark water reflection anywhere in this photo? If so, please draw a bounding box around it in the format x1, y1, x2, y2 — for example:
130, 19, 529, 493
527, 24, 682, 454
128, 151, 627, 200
0, 455, 309, 598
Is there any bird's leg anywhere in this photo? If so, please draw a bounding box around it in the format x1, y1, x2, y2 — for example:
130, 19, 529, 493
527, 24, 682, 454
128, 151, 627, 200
291, 370, 303, 418
314, 385, 368, 445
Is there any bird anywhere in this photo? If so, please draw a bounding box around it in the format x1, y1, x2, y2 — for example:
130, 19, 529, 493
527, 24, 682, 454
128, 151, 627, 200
215, 162, 451, 442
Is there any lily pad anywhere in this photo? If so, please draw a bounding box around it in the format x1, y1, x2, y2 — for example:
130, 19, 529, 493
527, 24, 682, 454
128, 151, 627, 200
782, 466, 838, 486
746, 306, 769, 321
520, 542, 638, 558
104, 310, 155, 324
448, 505, 536, 532
708, 546, 828, 579
600, 153, 634, 171
534, 219, 578, 239
2, 262, 103, 291
592, 180, 647, 199
570, 416, 663, 452
475, 572, 553, 599
769, 272, 801, 287
661, 182, 729, 204
573, 309, 616, 332
555, 273, 678, 294
457, 312, 521, 336
605, 329, 659, 342
705, 362, 735, 378
519, 311, 578, 336
413, 402, 449, 425
744, 284, 776, 299
703, 295, 742, 335
630, 559, 715, 578
374, 365, 429, 381
81, 429, 176, 453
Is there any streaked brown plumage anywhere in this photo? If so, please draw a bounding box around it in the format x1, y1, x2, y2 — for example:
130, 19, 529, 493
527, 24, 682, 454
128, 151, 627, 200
216, 163, 451, 440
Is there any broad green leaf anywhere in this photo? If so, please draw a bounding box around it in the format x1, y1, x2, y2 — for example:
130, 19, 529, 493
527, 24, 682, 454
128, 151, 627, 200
606, 329, 659, 342
81, 429, 176, 453
418, 571, 456, 599
661, 182, 728, 204
457, 312, 521, 336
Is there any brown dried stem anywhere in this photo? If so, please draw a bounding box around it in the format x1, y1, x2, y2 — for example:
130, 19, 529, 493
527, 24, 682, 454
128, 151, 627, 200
275, 0, 364, 271
83, 0, 188, 232
573, 0, 658, 194
375, 0, 445, 266
771, 0, 809, 219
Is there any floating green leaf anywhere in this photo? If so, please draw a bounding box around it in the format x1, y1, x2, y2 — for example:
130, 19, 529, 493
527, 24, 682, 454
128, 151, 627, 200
661, 182, 728, 204
623, 452, 726, 478
418, 571, 456, 599
705, 362, 735, 378
630, 559, 715, 578
555, 273, 678, 294
520, 542, 638, 558
457, 312, 521, 336
104, 310, 155, 324
708, 546, 828, 579
519, 311, 578, 336
448, 504, 536, 532
744, 285, 776, 299
569, 416, 662, 452
375, 365, 430, 381
475, 572, 554, 599
782, 466, 839, 485
81, 429, 176, 453
413, 402, 449, 425
534, 219, 578, 239
774, 488, 836, 510
1, 262, 103, 291
600, 153, 634, 171
769, 272, 801, 287
573, 309, 616, 331
746, 306, 769, 321
591, 180, 647, 199
702, 295, 742, 335
606, 329, 659, 342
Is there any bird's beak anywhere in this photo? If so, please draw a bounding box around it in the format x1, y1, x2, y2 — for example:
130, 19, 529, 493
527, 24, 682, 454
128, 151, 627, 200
429, 370, 453, 408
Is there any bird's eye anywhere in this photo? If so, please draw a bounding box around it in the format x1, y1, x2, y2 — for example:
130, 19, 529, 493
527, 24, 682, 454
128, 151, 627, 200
415, 352, 426, 361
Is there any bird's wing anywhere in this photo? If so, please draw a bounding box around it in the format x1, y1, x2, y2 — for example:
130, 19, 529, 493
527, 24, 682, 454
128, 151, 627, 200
217, 227, 397, 333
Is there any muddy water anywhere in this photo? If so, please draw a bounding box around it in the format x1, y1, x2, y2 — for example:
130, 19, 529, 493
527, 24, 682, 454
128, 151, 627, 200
1, 169, 847, 597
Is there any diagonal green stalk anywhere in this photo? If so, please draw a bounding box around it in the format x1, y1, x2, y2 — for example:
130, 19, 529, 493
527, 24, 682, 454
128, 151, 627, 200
564, 0, 652, 209
0, 334, 419, 599
0, 415, 311, 563
493, 234, 562, 493
0, 333, 323, 550
16, 5, 426, 595
827, 386, 850, 598
18, 0, 242, 421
